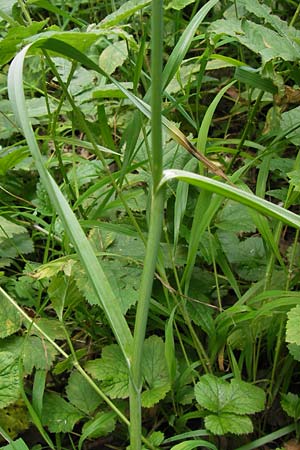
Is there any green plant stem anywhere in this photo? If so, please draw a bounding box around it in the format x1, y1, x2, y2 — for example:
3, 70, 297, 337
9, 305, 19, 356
290, 2, 300, 26
17, 0, 32, 25
130, 2, 164, 449
228, 90, 264, 171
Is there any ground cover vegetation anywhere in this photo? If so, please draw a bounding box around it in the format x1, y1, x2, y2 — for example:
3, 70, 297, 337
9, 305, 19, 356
1, 0, 300, 449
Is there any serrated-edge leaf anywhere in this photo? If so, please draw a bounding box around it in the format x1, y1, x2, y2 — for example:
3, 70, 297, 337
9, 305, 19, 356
286, 305, 300, 345
204, 413, 253, 435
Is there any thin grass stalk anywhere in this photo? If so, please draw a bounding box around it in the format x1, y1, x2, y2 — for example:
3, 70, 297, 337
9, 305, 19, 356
129, 2, 164, 449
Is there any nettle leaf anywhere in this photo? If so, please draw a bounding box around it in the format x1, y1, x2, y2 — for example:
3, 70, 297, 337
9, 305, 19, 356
0, 217, 33, 259
75, 259, 141, 314
66, 371, 102, 415
141, 336, 170, 407
42, 392, 83, 433
195, 375, 265, 415
0, 352, 20, 408
85, 345, 129, 399
85, 336, 171, 407
0, 21, 48, 66
218, 232, 266, 281
216, 201, 256, 233
204, 413, 253, 435
186, 300, 215, 338
0, 289, 22, 338
99, 40, 128, 75
286, 305, 300, 345
22, 336, 58, 374
281, 393, 300, 420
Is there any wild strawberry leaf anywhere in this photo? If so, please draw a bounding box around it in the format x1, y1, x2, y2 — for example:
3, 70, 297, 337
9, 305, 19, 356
0, 352, 20, 408
0, 290, 22, 338
204, 413, 253, 435
85, 336, 171, 407
195, 374, 265, 415
42, 392, 83, 433
22, 336, 57, 374
66, 371, 102, 415
281, 393, 300, 420
286, 305, 300, 346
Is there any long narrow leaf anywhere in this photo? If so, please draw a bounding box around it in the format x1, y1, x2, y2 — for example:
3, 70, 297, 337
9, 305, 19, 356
8, 44, 133, 362
160, 169, 300, 229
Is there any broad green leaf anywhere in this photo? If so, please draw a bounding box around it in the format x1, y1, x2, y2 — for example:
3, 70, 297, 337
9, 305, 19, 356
93, 82, 133, 98
79, 411, 116, 450
100, 0, 151, 28
144, 431, 164, 447
0, 289, 21, 338
0, 217, 30, 241
66, 371, 102, 415
0, 352, 20, 408
141, 385, 171, 408
85, 336, 170, 406
216, 201, 256, 233
170, 440, 218, 450
166, 0, 195, 10
209, 18, 300, 65
85, 345, 129, 399
286, 305, 300, 345
0, 147, 29, 176
280, 107, 300, 145
195, 374, 265, 415
22, 336, 58, 374
0, 439, 30, 450
0, 0, 17, 16
75, 258, 141, 314
48, 274, 82, 320
288, 343, 300, 362
99, 41, 128, 75
281, 393, 300, 420
204, 413, 253, 435
0, 21, 48, 66
186, 300, 215, 338
29, 318, 66, 341
31, 257, 76, 280
218, 232, 266, 281
0, 400, 30, 439
141, 336, 170, 407
42, 392, 83, 433
288, 170, 300, 192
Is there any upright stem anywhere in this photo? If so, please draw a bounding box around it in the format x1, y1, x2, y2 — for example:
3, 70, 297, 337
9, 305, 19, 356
129, 1, 164, 449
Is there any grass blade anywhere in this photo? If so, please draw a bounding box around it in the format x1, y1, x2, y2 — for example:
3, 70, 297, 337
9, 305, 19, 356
161, 169, 300, 230
8, 44, 133, 362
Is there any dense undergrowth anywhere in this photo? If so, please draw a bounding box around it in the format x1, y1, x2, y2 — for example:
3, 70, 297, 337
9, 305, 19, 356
1, 1, 300, 449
